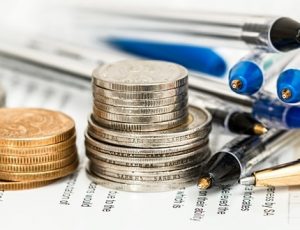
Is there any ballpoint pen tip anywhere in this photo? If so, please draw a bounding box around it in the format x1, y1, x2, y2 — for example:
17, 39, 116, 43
281, 88, 292, 100
198, 176, 212, 190
253, 124, 268, 135
239, 176, 255, 186
231, 80, 242, 90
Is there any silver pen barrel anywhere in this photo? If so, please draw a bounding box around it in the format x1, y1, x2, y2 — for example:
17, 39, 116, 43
244, 130, 299, 173
262, 131, 299, 156
130, 11, 277, 51
79, 6, 300, 52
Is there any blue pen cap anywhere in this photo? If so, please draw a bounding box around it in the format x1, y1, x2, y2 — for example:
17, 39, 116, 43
277, 69, 300, 103
229, 61, 263, 95
108, 38, 227, 77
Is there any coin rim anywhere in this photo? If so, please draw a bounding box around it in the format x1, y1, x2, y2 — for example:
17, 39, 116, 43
85, 131, 208, 157
92, 60, 188, 91
93, 106, 188, 123
0, 152, 78, 173
92, 84, 188, 100
93, 98, 188, 115
0, 108, 76, 147
86, 169, 196, 192
93, 92, 188, 107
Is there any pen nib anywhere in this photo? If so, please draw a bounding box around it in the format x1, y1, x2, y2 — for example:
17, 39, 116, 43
253, 124, 268, 135
281, 88, 292, 100
239, 176, 255, 186
197, 176, 212, 190
231, 79, 242, 90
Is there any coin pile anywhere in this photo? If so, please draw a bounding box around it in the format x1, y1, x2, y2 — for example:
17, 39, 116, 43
85, 60, 212, 192
0, 108, 79, 190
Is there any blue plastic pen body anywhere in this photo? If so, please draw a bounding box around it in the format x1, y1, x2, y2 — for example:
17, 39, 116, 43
228, 50, 287, 95
229, 51, 296, 96
107, 38, 227, 77
277, 54, 300, 104
229, 51, 266, 95
252, 92, 300, 129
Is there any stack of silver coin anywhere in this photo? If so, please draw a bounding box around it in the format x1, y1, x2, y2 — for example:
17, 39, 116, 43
85, 60, 212, 192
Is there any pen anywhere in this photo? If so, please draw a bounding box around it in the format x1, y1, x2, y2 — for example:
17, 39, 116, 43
107, 38, 227, 77
89, 7, 300, 52
208, 109, 267, 136
228, 51, 294, 95
277, 54, 300, 104
189, 94, 267, 135
197, 129, 296, 189
252, 91, 300, 129
0, 33, 253, 107
191, 89, 300, 130
239, 158, 300, 187
1, 35, 299, 130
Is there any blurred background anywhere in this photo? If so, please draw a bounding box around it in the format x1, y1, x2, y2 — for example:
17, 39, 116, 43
0, 0, 298, 116
0, 0, 298, 50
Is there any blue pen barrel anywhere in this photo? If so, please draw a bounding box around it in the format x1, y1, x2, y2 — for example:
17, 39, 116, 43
277, 69, 300, 104
229, 61, 263, 95
253, 93, 300, 129
107, 38, 227, 77
277, 54, 300, 104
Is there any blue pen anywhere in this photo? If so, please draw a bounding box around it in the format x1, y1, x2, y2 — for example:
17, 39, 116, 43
107, 37, 227, 77
277, 54, 300, 104
228, 50, 293, 95
252, 91, 300, 129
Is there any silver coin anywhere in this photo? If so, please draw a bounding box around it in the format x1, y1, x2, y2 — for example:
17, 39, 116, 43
87, 157, 207, 174
85, 144, 210, 165
88, 167, 200, 186
87, 151, 210, 172
93, 98, 188, 115
86, 148, 210, 168
88, 124, 210, 148
92, 84, 188, 100
85, 132, 208, 158
86, 145, 209, 163
90, 162, 202, 182
92, 60, 188, 91
92, 112, 188, 132
85, 139, 209, 160
87, 106, 212, 148
86, 169, 197, 192
94, 170, 201, 186
93, 92, 188, 107
93, 106, 188, 123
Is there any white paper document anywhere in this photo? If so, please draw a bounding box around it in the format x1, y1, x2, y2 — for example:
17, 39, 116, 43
0, 66, 300, 230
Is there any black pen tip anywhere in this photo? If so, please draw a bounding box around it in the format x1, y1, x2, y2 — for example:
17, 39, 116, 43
271, 17, 300, 52
228, 112, 267, 135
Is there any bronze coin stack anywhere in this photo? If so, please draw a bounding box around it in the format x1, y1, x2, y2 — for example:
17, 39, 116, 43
85, 60, 212, 192
0, 108, 79, 190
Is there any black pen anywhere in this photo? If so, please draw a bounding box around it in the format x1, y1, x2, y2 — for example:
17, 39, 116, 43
208, 108, 267, 135
189, 94, 267, 135
197, 130, 297, 190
